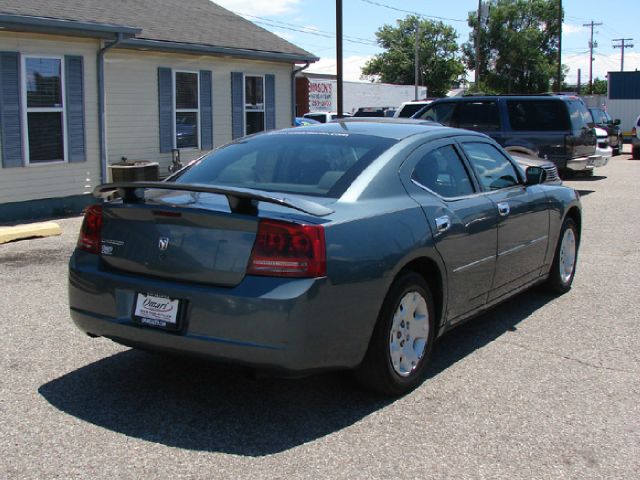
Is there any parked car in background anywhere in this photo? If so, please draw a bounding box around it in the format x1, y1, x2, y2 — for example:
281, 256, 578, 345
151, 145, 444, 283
633, 114, 640, 160
510, 152, 562, 185
589, 107, 623, 156
412, 95, 600, 175
294, 117, 321, 127
394, 100, 433, 118
594, 126, 612, 166
303, 111, 351, 123
69, 120, 582, 396
352, 106, 396, 117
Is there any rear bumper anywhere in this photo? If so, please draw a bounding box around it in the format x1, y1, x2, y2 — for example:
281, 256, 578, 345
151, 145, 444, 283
69, 252, 381, 373
565, 155, 603, 171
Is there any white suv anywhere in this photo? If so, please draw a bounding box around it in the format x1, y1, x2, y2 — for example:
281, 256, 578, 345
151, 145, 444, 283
303, 112, 351, 123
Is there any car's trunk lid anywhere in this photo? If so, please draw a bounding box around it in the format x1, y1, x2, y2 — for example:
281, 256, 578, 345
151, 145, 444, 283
95, 182, 333, 287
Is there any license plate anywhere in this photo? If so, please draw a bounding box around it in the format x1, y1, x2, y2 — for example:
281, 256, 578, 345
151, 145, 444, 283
133, 293, 182, 331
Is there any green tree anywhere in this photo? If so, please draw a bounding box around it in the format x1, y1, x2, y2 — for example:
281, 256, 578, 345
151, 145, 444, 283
362, 16, 465, 97
592, 78, 607, 95
462, 0, 562, 94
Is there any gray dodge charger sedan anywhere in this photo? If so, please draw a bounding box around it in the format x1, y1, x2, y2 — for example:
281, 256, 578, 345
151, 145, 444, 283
69, 121, 581, 395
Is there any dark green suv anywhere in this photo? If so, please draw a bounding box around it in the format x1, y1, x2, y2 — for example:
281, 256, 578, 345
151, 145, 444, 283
413, 95, 601, 173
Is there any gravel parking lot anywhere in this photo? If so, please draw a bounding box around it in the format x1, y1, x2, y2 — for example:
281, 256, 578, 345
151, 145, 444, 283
1, 154, 639, 479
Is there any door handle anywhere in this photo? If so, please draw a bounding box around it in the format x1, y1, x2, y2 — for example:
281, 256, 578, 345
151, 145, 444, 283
435, 215, 450, 233
497, 202, 510, 217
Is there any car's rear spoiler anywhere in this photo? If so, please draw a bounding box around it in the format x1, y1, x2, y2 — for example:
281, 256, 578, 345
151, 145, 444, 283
93, 182, 334, 217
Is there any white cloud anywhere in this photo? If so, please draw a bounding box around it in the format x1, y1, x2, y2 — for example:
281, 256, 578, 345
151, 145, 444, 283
306, 55, 374, 82
213, 0, 299, 16
563, 52, 640, 82
563, 23, 585, 35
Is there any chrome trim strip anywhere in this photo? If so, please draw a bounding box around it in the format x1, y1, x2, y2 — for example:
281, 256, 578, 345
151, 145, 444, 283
453, 254, 496, 273
497, 235, 548, 257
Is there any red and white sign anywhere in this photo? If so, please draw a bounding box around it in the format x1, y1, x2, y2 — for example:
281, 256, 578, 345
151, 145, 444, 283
309, 81, 334, 112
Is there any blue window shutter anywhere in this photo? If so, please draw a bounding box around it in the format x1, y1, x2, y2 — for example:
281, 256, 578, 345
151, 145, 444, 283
265, 74, 276, 130
158, 67, 173, 153
0, 51, 23, 168
64, 55, 86, 162
231, 72, 244, 139
200, 70, 213, 150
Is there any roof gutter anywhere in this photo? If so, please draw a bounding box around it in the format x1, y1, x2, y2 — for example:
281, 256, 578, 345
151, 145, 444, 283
291, 62, 311, 125
119, 38, 318, 64
98, 33, 125, 183
0, 14, 140, 38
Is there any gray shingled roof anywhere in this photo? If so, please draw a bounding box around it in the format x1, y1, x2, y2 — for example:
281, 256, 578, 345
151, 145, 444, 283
0, 0, 316, 61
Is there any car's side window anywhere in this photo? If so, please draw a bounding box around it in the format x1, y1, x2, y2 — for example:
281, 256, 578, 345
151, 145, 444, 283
455, 101, 501, 131
412, 145, 474, 198
461, 142, 520, 191
417, 102, 456, 125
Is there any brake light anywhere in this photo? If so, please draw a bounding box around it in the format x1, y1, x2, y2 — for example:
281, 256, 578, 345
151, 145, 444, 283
77, 204, 103, 254
248, 219, 326, 277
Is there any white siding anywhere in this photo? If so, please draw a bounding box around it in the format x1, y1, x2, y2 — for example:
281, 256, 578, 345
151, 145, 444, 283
0, 32, 100, 204
104, 50, 293, 175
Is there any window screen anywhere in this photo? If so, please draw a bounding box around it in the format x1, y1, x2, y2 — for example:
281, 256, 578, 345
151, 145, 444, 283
25, 57, 64, 163
175, 72, 199, 148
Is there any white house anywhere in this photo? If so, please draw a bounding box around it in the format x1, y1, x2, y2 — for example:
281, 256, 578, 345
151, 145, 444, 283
0, 0, 317, 222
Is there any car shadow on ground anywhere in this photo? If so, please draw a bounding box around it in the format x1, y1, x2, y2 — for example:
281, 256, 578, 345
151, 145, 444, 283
39, 289, 556, 456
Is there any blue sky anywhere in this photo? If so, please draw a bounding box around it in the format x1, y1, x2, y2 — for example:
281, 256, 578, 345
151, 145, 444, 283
215, 0, 639, 84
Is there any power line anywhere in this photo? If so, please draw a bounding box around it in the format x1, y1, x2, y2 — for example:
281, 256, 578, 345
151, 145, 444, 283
359, 0, 468, 23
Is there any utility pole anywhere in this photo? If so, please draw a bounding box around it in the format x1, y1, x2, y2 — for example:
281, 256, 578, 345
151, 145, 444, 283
336, 0, 343, 118
414, 20, 420, 100
613, 38, 634, 71
583, 20, 602, 94
556, 0, 562, 91
577, 68, 581, 94
475, 0, 482, 87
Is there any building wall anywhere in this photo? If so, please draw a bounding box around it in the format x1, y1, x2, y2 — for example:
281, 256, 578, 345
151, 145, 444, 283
0, 31, 296, 220
0, 32, 100, 206
298, 75, 427, 115
104, 49, 294, 174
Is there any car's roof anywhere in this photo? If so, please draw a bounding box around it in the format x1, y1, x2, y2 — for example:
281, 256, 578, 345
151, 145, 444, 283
430, 94, 580, 102
271, 119, 469, 141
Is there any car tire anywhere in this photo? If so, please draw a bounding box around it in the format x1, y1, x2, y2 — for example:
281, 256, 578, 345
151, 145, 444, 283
355, 272, 436, 396
545, 217, 579, 294
633, 146, 640, 160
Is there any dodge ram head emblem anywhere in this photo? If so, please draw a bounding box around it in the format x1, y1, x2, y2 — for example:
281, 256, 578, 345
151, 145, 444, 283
158, 237, 170, 251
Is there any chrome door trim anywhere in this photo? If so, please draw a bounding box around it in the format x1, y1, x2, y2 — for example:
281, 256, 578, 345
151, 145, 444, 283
452, 254, 497, 273
497, 235, 548, 258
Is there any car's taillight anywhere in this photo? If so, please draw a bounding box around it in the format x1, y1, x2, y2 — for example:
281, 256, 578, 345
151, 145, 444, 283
248, 219, 326, 277
77, 204, 103, 254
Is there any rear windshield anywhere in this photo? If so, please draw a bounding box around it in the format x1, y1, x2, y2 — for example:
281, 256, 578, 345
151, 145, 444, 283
174, 131, 397, 197
506, 100, 570, 131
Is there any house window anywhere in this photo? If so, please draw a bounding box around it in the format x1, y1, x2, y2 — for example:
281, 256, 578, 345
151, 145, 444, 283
245, 75, 265, 135
174, 71, 199, 149
23, 56, 65, 163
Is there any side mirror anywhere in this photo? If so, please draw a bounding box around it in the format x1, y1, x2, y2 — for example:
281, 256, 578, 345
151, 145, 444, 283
525, 166, 547, 185
614, 119, 621, 125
